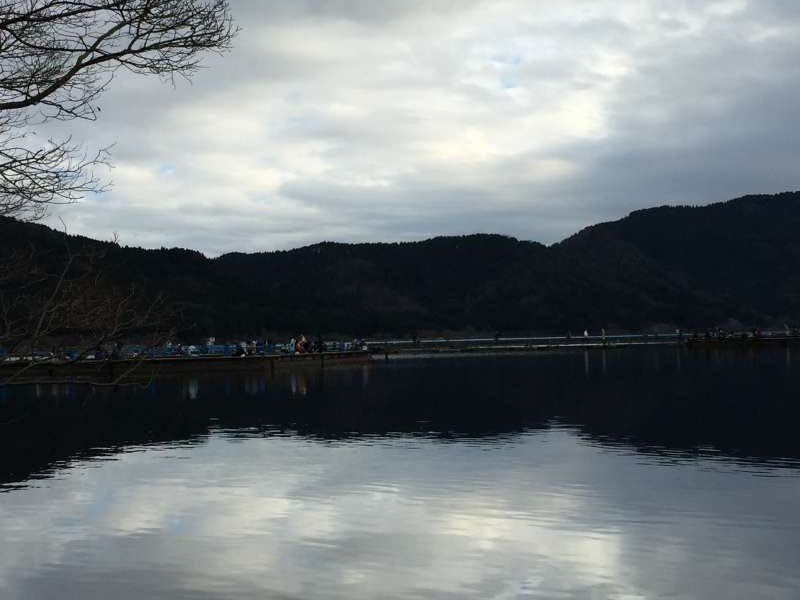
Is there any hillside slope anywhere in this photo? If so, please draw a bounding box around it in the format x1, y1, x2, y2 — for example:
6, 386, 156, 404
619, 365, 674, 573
1, 191, 798, 337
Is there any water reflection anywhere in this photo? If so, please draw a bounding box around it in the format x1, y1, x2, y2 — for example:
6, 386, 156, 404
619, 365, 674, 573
3, 347, 800, 486
243, 375, 264, 396
290, 371, 309, 397
584, 349, 589, 376
185, 377, 200, 400
0, 427, 798, 600
601, 349, 607, 376
0, 347, 799, 599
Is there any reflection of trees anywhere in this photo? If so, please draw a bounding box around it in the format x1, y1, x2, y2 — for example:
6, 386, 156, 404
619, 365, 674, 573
2, 350, 800, 487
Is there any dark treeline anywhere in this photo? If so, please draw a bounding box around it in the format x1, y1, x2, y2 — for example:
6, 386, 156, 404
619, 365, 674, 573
2, 191, 799, 339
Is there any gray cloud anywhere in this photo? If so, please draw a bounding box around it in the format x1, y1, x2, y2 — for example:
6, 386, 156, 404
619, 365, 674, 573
37, 0, 800, 255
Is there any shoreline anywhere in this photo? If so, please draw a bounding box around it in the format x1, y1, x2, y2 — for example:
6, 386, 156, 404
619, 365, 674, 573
0, 350, 371, 385
373, 335, 797, 357
1, 336, 796, 385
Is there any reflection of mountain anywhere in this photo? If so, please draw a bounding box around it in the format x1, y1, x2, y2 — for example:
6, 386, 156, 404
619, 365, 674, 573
3, 191, 800, 336
2, 348, 799, 487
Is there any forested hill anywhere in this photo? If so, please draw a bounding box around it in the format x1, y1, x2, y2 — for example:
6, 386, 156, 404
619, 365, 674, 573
2, 191, 799, 338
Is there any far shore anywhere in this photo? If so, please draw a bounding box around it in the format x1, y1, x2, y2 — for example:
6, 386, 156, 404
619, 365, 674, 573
2, 333, 797, 386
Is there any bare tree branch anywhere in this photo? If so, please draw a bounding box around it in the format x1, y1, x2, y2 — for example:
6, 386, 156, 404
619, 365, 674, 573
0, 0, 236, 219
0, 234, 174, 386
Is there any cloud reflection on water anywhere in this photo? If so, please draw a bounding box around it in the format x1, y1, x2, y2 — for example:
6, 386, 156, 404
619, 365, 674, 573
2, 349, 800, 598
1, 427, 799, 599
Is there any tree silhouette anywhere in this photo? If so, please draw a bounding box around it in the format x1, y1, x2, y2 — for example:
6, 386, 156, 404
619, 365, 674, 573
0, 0, 236, 219
0, 1, 236, 381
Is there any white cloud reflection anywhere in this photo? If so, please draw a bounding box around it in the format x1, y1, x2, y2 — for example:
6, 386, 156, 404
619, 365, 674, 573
2, 429, 799, 599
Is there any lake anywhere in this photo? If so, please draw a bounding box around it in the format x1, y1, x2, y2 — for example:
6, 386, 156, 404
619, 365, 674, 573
1, 346, 799, 599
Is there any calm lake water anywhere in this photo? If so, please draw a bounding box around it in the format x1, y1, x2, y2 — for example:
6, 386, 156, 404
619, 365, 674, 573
1, 347, 800, 599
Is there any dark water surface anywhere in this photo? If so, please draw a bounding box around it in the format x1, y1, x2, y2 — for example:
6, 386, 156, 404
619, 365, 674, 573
2, 347, 800, 599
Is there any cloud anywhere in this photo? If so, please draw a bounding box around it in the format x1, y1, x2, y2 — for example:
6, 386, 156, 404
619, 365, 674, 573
38, 0, 800, 255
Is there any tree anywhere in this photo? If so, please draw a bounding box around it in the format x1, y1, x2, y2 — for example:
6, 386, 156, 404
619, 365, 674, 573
0, 0, 236, 383
0, 0, 236, 220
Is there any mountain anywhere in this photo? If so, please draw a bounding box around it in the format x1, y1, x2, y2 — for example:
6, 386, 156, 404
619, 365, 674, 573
559, 192, 800, 321
2, 191, 798, 338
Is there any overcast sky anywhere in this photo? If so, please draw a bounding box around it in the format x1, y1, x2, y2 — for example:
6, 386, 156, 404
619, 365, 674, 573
42, 0, 800, 256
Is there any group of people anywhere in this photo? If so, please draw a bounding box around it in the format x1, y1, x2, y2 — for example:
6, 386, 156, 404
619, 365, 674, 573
287, 335, 322, 354
286, 335, 367, 354
225, 335, 367, 357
